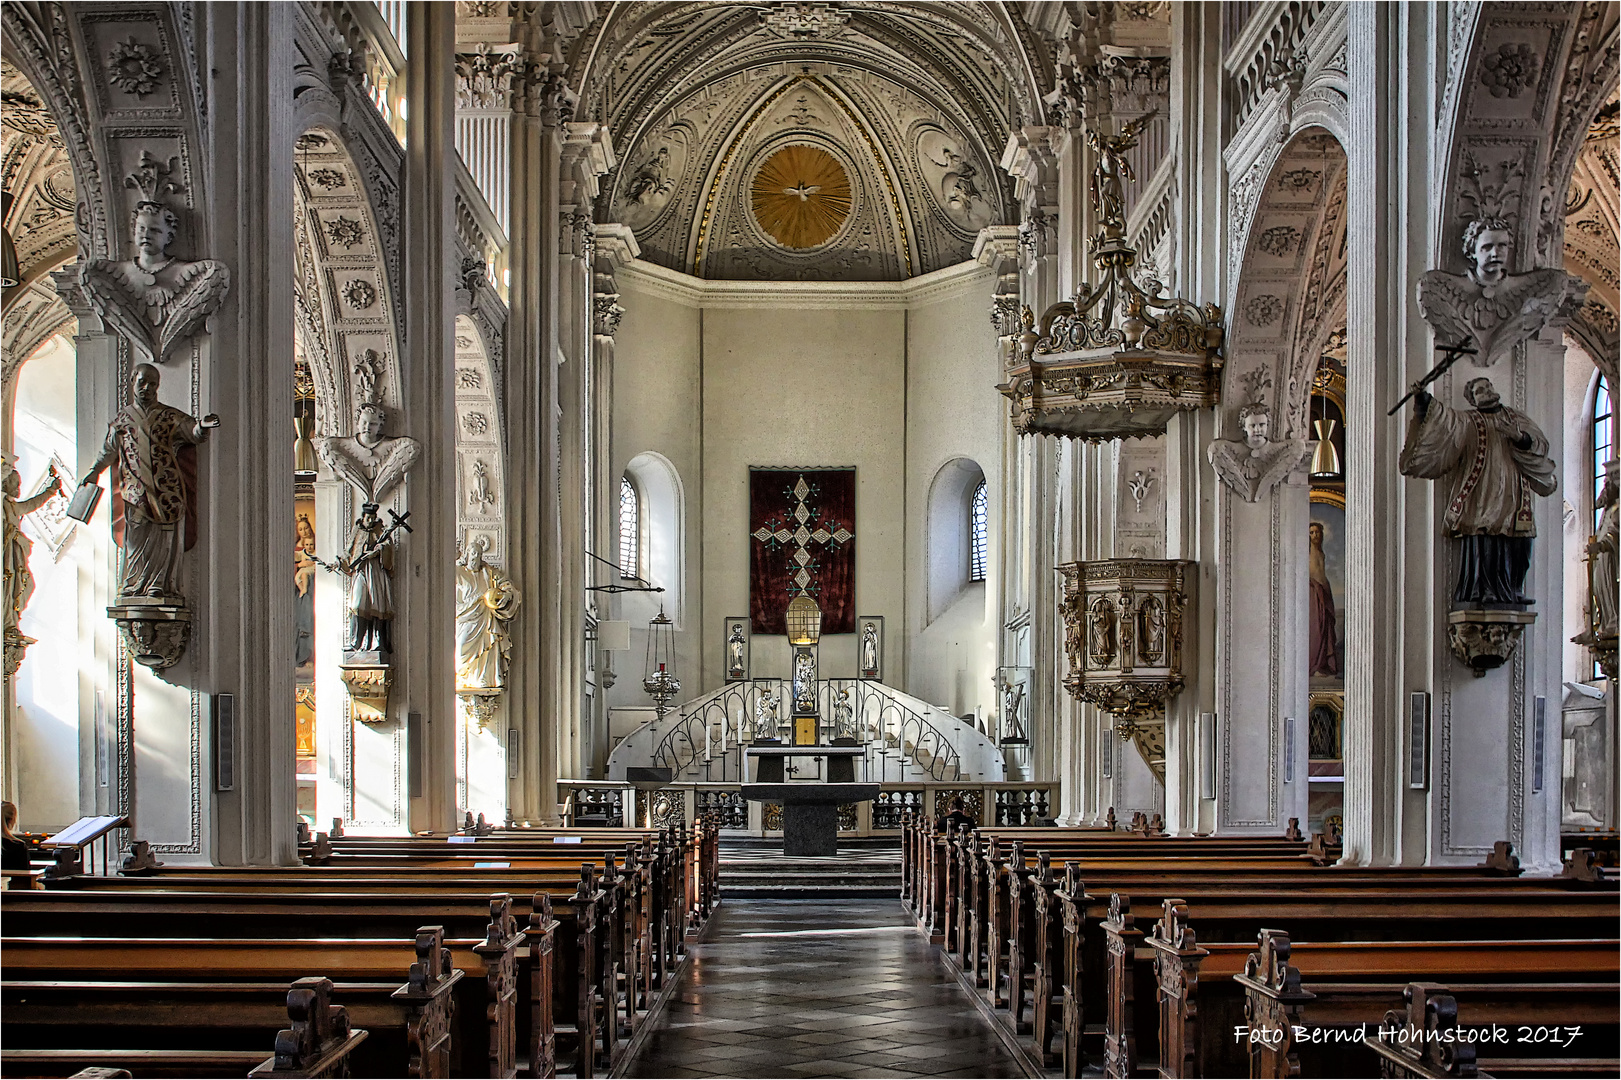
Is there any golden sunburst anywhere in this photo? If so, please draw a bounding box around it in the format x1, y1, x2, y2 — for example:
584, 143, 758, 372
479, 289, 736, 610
749, 145, 853, 249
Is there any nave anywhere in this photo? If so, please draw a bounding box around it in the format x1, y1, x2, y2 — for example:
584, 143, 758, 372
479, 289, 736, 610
620, 896, 1023, 1080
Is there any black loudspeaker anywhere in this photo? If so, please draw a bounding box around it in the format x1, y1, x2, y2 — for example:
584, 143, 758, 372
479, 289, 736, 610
214, 693, 236, 792
408, 711, 424, 798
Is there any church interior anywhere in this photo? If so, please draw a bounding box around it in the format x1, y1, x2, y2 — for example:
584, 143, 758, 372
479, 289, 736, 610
1, 1, 1619, 1077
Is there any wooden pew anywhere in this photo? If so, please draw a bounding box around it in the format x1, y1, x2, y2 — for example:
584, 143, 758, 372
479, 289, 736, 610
2, 931, 457, 1078
2, 975, 369, 1080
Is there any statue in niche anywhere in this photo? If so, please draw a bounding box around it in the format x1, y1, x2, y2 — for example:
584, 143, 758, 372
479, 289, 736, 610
1001, 678, 1025, 741
860, 620, 879, 677
294, 513, 317, 670
754, 687, 780, 741
1398, 375, 1556, 607
1308, 521, 1341, 678
793, 650, 816, 712
1206, 402, 1311, 503
336, 503, 397, 654
1138, 594, 1166, 665
4, 458, 62, 676
80, 190, 230, 365
831, 688, 856, 742
1574, 459, 1618, 659
81, 363, 219, 600
726, 623, 746, 679
1088, 597, 1116, 665
456, 536, 521, 692
316, 401, 421, 507
1416, 217, 1584, 367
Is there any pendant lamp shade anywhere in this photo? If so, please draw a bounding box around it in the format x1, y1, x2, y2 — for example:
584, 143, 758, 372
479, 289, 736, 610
1310, 417, 1342, 480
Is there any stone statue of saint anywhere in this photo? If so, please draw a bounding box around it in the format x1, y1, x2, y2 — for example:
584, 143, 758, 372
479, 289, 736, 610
80, 197, 230, 364
860, 620, 878, 675
456, 537, 521, 692
82, 363, 220, 600
4, 457, 62, 676
726, 623, 746, 677
1001, 678, 1025, 741
338, 504, 396, 654
1416, 217, 1584, 367
1206, 402, 1310, 503
754, 687, 780, 741
831, 689, 856, 742
1577, 459, 1618, 646
1398, 376, 1557, 606
316, 401, 422, 507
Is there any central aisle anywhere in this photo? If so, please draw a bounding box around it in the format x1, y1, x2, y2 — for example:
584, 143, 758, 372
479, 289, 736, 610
622, 899, 1026, 1079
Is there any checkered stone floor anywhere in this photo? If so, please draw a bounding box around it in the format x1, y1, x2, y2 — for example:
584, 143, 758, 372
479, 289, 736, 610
621, 899, 1025, 1079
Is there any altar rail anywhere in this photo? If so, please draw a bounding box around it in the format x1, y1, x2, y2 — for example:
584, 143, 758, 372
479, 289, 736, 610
559, 780, 1056, 837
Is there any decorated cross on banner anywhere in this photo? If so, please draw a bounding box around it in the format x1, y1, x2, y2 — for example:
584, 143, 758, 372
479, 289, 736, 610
749, 468, 856, 634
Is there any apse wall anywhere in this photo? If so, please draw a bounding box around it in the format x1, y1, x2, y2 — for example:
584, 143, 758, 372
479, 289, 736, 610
608, 261, 999, 728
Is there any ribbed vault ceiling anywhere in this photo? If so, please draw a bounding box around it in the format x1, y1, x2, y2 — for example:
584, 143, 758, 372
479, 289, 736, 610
571, 2, 1053, 280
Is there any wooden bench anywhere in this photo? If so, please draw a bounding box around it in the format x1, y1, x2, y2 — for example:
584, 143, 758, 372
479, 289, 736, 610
2, 974, 369, 1079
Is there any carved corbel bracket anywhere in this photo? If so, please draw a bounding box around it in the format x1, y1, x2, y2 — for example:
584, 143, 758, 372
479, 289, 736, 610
108, 599, 191, 670
341, 661, 391, 721
459, 689, 501, 733
1446, 608, 1536, 676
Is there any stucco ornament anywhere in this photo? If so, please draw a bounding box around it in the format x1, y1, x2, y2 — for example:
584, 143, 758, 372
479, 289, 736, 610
80, 155, 230, 364
316, 402, 421, 507
1416, 155, 1586, 366
1206, 402, 1310, 503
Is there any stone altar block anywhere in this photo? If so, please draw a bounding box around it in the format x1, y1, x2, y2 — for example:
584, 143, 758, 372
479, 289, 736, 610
741, 781, 881, 856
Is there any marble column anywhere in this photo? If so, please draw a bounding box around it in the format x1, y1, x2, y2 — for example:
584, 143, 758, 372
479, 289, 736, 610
202, 0, 298, 864
399, 1, 459, 831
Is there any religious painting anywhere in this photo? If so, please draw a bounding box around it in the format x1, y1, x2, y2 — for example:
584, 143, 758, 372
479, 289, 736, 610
916, 128, 994, 233
749, 468, 856, 635
724, 617, 750, 683
1308, 496, 1345, 684
857, 615, 884, 681
294, 491, 317, 680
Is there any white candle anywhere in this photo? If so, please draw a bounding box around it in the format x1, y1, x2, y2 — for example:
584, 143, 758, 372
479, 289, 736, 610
704, 722, 712, 759
719, 712, 727, 755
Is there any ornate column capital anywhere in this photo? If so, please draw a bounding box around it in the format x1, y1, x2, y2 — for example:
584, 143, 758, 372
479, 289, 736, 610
455, 41, 523, 111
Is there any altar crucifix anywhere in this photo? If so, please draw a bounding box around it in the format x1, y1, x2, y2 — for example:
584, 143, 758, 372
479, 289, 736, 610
748, 468, 856, 634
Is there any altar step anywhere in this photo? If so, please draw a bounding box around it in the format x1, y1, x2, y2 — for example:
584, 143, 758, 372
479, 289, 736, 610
719, 839, 902, 899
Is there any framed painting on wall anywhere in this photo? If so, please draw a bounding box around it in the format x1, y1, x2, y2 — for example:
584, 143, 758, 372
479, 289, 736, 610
1308, 494, 1346, 686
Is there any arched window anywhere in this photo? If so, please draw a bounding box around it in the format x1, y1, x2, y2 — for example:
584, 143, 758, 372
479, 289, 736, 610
969, 479, 989, 582
618, 475, 639, 579
1595, 373, 1612, 535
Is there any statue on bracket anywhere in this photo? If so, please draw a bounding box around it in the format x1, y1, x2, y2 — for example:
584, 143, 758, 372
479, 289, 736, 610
80, 154, 230, 364
1206, 401, 1310, 503
4, 457, 62, 677
1416, 219, 1584, 367
456, 535, 521, 693
80, 363, 219, 669
1398, 375, 1556, 607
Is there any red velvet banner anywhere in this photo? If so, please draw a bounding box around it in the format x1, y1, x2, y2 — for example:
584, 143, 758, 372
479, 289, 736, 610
749, 468, 856, 635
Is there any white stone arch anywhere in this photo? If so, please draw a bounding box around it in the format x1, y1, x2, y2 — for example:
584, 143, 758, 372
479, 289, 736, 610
924, 457, 988, 625
454, 313, 505, 566
620, 451, 686, 628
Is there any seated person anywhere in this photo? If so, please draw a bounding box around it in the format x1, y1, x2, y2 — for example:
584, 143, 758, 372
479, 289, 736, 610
2, 801, 38, 886
935, 796, 975, 833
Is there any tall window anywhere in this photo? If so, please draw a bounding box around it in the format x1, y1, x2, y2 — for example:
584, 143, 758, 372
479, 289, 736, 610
618, 475, 639, 579
969, 479, 988, 582
1595, 374, 1612, 535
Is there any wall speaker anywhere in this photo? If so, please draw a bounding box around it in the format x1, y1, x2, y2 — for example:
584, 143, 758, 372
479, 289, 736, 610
1408, 691, 1429, 790
214, 693, 236, 792
408, 710, 424, 799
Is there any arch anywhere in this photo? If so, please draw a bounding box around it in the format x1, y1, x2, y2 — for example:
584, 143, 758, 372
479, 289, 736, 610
621, 451, 686, 627
1224, 128, 1348, 439
925, 457, 988, 624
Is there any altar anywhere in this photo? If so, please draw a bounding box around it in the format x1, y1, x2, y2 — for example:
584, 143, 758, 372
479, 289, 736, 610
742, 746, 878, 856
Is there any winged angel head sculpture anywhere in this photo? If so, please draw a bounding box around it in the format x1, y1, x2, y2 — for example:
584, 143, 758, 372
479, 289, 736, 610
316, 401, 422, 507
80, 187, 230, 365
